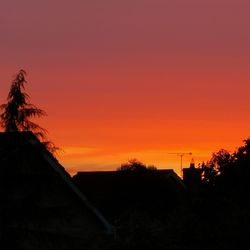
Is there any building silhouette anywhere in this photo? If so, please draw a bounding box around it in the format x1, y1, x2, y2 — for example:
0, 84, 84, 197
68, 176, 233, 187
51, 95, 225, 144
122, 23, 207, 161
183, 159, 202, 191
0, 132, 113, 250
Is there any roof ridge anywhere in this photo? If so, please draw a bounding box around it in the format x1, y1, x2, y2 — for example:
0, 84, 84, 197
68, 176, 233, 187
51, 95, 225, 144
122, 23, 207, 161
42, 148, 115, 235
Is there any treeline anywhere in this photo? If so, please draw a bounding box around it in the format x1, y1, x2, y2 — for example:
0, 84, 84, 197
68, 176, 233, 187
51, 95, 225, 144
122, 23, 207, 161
199, 138, 250, 193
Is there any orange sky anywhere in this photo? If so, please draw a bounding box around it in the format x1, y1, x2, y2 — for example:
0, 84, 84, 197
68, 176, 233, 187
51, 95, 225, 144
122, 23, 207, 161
1, 0, 250, 175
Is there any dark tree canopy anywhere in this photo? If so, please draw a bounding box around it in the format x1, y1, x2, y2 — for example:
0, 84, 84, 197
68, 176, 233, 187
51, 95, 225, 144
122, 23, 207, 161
0, 70, 57, 153
0, 70, 46, 137
117, 159, 157, 172
200, 138, 250, 188
201, 149, 232, 184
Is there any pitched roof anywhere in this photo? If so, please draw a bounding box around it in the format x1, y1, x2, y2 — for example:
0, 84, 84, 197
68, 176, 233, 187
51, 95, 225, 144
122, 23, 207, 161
74, 169, 186, 190
72, 168, 187, 221
0, 132, 114, 248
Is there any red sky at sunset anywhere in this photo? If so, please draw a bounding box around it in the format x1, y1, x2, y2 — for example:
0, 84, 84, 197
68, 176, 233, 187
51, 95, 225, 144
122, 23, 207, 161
1, 0, 250, 175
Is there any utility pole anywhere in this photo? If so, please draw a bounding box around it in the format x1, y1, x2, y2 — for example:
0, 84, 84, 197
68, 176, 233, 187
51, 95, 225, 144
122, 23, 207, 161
168, 152, 192, 177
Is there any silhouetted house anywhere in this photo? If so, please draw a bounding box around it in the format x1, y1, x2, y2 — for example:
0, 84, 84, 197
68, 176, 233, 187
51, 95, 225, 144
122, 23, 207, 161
73, 169, 187, 221
157, 169, 186, 190
0, 132, 113, 250
183, 159, 202, 191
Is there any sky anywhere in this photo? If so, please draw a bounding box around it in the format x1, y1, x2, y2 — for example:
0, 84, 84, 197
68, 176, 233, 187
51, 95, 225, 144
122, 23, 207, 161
1, 0, 250, 175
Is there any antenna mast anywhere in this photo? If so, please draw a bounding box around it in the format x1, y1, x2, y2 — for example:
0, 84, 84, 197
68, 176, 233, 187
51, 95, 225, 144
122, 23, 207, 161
168, 152, 192, 177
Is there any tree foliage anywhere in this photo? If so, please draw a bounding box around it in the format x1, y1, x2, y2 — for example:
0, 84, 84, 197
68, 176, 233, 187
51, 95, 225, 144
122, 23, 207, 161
0, 70, 58, 153
117, 159, 157, 172
201, 139, 250, 187
234, 138, 250, 166
0, 70, 46, 135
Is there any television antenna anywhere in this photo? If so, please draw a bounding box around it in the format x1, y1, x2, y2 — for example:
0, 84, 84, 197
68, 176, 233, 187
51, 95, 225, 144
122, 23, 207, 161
168, 152, 192, 176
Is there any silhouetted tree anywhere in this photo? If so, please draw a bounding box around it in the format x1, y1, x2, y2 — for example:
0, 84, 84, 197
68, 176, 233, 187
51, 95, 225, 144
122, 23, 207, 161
0, 70, 46, 135
212, 149, 232, 174
201, 149, 233, 186
201, 162, 217, 186
234, 138, 250, 167
117, 159, 157, 172
0, 70, 57, 153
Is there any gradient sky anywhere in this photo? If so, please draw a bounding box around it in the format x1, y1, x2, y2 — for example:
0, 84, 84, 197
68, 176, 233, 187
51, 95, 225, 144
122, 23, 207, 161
1, 0, 250, 175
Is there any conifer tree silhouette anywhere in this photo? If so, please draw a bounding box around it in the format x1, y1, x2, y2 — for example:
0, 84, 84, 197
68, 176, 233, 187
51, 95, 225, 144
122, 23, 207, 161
0, 70, 58, 153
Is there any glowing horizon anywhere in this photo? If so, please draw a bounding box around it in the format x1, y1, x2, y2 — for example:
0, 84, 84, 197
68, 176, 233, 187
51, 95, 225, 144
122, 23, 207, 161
1, 0, 250, 175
